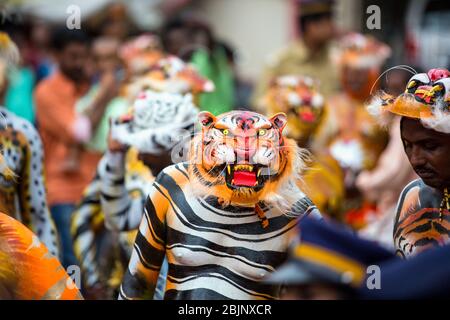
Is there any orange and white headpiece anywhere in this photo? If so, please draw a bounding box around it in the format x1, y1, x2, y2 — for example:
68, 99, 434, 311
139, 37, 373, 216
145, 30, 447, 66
125, 55, 214, 100
333, 32, 391, 70
119, 33, 163, 75
263, 75, 325, 140
111, 89, 199, 154
368, 68, 450, 133
117, 54, 214, 154
265, 75, 324, 122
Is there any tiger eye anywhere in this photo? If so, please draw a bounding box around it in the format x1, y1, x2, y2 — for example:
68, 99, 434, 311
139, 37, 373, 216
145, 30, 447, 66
222, 129, 229, 135
258, 129, 266, 136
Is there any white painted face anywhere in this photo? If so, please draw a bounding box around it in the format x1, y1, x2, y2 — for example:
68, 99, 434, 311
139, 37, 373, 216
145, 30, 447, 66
132, 91, 196, 129
111, 90, 198, 154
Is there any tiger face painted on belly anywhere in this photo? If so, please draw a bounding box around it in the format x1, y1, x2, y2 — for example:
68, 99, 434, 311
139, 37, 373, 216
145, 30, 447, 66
394, 179, 450, 258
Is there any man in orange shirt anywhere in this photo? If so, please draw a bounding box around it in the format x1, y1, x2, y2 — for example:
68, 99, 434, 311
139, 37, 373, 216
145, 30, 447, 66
34, 28, 117, 268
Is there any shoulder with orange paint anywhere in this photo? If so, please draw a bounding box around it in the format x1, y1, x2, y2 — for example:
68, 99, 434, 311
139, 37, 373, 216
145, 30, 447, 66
394, 179, 422, 226
0, 213, 83, 300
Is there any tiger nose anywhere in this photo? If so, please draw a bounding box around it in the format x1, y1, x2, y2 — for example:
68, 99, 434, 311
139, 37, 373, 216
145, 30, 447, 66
302, 94, 312, 105
235, 136, 257, 160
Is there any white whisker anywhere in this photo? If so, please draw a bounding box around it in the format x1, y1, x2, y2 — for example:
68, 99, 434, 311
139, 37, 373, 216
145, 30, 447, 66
370, 64, 418, 96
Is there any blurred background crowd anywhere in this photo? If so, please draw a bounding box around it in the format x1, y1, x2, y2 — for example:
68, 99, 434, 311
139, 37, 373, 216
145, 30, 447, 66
0, 0, 450, 300
2, 0, 449, 122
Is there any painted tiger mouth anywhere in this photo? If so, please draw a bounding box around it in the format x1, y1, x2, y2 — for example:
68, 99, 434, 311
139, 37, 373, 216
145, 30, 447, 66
222, 164, 271, 191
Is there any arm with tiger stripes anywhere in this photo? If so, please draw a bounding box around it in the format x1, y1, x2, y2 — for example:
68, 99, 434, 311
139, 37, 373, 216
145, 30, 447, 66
393, 179, 424, 257
71, 177, 104, 291
119, 174, 168, 300
99, 151, 145, 231
16, 117, 59, 257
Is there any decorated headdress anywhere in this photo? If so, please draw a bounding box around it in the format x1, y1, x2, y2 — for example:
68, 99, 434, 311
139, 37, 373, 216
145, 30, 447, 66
368, 68, 450, 134
263, 75, 325, 141
333, 32, 391, 100
119, 33, 164, 75
333, 33, 391, 70
125, 55, 214, 100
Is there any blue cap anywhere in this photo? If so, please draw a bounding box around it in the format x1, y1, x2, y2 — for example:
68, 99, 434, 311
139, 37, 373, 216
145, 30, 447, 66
265, 217, 396, 288
359, 244, 450, 299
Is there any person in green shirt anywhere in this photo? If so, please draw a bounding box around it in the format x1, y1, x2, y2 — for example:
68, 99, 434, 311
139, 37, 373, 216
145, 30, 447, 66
3, 26, 37, 124
161, 16, 235, 115
5, 66, 36, 124
75, 37, 127, 153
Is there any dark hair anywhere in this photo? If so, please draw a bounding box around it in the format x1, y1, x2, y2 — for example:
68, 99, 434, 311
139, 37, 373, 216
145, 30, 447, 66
160, 15, 214, 53
159, 17, 186, 51
51, 27, 90, 51
298, 12, 332, 34
218, 41, 236, 64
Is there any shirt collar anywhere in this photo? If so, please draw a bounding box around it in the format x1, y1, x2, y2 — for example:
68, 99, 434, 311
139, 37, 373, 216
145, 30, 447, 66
295, 39, 331, 63
53, 70, 88, 97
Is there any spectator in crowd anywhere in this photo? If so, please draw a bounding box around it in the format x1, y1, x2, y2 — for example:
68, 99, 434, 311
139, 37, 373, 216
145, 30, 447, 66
65, 36, 127, 170
34, 28, 117, 267
161, 15, 235, 115
252, 0, 338, 112
221, 41, 253, 109
85, 2, 138, 41
1, 22, 37, 124
29, 19, 55, 83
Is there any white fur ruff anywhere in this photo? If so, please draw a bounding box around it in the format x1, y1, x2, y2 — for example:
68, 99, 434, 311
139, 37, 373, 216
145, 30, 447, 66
421, 105, 450, 134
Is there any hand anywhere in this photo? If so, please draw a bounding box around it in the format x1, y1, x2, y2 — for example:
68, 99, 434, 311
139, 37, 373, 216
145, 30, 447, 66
107, 130, 128, 153
356, 171, 379, 202
356, 171, 372, 192
99, 71, 120, 100
107, 118, 128, 153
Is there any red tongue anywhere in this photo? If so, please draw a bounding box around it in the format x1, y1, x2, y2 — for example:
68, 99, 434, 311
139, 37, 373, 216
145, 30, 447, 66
233, 171, 257, 187
300, 111, 315, 122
